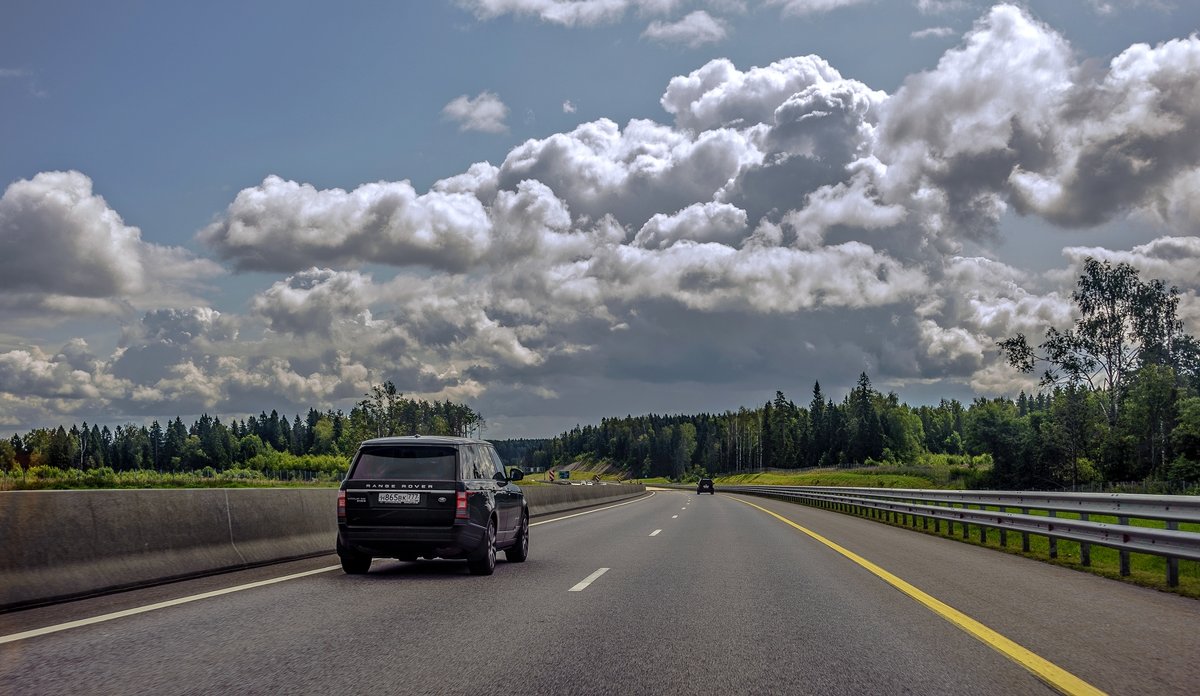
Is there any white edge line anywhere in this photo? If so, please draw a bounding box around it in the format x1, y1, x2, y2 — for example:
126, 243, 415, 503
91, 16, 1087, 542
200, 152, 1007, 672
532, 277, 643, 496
0, 565, 341, 645
530, 491, 655, 527
649, 529, 662, 537
568, 567, 610, 592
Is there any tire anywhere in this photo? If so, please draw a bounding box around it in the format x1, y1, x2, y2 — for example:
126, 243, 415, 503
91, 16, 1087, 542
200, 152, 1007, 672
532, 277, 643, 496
468, 520, 497, 575
710, 491, 715, 495
338, 543, 372, 575
506, 512, 529, 563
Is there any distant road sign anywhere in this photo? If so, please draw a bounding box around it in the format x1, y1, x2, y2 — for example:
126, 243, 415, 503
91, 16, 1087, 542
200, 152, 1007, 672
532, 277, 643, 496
559, 471, 570, 480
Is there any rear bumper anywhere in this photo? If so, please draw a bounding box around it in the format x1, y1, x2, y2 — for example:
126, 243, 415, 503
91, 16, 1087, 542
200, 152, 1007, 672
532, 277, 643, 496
338, 521, 485, 559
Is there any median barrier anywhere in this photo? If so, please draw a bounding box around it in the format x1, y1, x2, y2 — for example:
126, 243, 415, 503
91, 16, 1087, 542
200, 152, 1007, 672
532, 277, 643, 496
0, 483, 645, 610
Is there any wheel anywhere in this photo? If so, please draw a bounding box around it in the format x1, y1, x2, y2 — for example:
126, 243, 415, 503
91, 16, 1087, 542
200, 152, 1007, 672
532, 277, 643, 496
338, 542, 372, 575
506, 512, 529, 563
468, 520, 497, 575
709, 491, 715, 495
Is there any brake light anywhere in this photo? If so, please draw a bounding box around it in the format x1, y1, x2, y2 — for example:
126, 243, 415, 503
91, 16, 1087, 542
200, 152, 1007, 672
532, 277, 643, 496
455, 491, 469, 519
337, 490, 346, 520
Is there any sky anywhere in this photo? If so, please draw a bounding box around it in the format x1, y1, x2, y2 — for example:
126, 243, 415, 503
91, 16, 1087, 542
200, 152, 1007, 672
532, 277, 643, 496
2, 0, 1199, 439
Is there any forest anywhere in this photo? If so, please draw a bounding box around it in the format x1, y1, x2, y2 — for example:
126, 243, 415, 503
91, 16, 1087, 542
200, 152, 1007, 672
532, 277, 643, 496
0, 382, 481, 480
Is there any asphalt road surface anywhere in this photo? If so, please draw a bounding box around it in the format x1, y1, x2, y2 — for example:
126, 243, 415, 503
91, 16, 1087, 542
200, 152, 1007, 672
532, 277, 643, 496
3, 490, 1198, 695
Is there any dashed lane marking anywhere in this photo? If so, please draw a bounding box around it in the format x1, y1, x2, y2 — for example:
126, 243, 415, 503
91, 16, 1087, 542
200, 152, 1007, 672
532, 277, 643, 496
649, 529, 662, 537
569, 568, 610, 592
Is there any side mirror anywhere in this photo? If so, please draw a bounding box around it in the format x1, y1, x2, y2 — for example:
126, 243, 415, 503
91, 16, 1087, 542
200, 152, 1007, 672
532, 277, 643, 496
510, 469, 524, 481
493, 471, 508, 483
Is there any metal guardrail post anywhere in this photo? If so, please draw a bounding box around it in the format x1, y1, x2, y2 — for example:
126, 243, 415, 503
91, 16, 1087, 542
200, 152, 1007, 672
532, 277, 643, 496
1021, 507, 1030, 552
1119, 516, 1130, 576
1168, 520, 1179, 587
1080, 512, 1091, 566
1048, 510, 1058, 559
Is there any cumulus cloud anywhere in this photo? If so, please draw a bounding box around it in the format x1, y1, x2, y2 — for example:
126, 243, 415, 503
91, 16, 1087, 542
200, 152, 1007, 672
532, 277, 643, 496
642, 10, 728, 47
199, 175, 492, 273
562, 99, 576, 113
877, 5, 1200, 242
442, 91, 510, 133
633, 201, 748, 248
0, 171, 220, 318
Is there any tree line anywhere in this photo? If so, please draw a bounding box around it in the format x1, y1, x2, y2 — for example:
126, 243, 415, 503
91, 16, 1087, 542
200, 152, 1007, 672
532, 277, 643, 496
512, 259, 1200, 490
0, 382, 482, 475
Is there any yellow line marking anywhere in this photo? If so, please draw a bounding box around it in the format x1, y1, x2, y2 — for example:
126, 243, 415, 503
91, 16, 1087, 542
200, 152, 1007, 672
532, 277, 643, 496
730, 496, 1106, 696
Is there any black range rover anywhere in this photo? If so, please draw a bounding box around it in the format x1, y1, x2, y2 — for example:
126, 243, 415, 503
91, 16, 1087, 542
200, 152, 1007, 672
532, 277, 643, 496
337, 436, 528, 575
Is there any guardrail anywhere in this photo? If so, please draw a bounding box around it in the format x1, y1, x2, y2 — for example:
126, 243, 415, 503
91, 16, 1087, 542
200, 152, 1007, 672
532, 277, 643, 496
716, 485, 1200, 587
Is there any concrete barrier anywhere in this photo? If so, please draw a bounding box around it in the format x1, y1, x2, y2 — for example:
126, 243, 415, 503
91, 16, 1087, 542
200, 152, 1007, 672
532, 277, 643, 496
0, 483, 645, 610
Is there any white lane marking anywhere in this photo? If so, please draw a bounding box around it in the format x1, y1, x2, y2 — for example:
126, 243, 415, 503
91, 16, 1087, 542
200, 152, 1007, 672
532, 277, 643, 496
672, 515, 678, 519
0, 565, 341, 645
530, 491, 656, 527
569, 567, 610, 592
649, 529, 662, 537
681, 507, 687, 510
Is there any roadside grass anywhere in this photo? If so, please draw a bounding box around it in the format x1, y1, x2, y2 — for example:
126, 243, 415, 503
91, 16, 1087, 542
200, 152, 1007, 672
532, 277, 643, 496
714, 470, 938, 489
827, 501, 1200, 599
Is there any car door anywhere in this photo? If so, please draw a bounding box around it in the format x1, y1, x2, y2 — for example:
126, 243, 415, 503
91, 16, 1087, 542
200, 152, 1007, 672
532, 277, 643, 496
486, 445, 520, 538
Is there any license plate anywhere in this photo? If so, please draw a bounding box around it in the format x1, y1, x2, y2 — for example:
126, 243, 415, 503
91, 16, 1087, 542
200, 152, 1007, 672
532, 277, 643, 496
377, 492, 421, 505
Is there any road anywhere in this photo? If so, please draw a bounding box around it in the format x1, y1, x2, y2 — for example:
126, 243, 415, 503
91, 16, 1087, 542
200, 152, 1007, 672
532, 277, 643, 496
2, 490, 1198, 695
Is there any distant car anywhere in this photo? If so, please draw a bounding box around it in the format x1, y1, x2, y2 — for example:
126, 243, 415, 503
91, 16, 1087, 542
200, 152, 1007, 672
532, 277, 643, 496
336, 435, 527, 576
697, 478, 715, 494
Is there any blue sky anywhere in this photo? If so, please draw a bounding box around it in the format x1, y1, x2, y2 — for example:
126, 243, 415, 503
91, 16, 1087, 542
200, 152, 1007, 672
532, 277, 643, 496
2, 1, 1200, 437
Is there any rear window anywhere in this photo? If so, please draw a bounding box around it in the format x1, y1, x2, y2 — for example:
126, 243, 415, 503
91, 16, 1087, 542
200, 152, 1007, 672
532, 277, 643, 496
349, 446, 457, 480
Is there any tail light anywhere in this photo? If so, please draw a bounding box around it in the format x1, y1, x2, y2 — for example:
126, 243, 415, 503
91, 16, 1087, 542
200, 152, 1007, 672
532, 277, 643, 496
337, 490, 346, 521
455, 491, 469, 519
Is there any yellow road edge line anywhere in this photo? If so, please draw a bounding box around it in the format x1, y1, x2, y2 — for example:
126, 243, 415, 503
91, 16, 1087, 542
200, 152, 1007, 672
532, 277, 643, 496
0, 565, 341, 645
730, 496, 1106, 696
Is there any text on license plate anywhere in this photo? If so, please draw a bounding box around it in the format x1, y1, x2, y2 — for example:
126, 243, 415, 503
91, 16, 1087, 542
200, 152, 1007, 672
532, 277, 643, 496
377, 492, 421, 505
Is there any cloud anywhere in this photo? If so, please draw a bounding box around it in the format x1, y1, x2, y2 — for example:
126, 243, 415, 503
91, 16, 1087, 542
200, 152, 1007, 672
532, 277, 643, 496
642, 10, 729, 47
458, 0, 678, 26
199, 175, 492, 273
911, 26, 955, 39
877, 4, 1200, 242
442, 91, 510, 133
633, 201, 748, 248
0, 171, 221, 318
562, 99, 576, 113
764, 0, 871, 17
661, 55, 846, 131
916, 0, 970, 13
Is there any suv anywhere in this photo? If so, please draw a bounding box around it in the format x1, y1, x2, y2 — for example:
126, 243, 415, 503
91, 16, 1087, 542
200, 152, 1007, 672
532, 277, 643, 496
337, 436, 528, 576
697, 478, 715, 494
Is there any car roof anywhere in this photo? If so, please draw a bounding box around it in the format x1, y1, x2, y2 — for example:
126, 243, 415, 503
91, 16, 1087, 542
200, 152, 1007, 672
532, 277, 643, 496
359, 435, 488, 447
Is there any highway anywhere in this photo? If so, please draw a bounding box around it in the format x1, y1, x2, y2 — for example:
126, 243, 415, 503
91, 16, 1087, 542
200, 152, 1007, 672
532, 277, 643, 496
2, 490, 1198, 695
